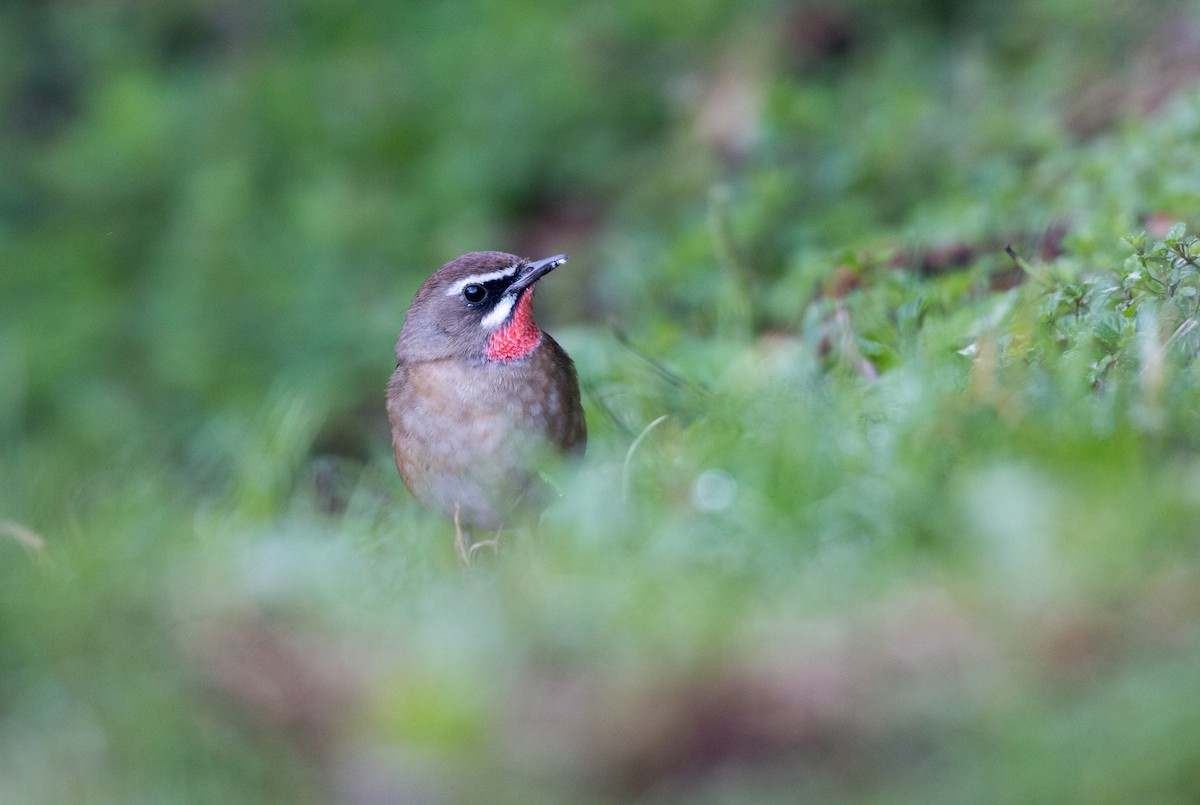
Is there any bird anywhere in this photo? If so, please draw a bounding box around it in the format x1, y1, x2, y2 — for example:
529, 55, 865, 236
387, 251, 586, 563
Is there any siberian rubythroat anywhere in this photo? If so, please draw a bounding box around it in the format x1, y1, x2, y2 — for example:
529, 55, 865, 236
387, 252, 586, 561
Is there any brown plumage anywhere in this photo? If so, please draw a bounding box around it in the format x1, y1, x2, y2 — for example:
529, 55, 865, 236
387, 251, 586, 559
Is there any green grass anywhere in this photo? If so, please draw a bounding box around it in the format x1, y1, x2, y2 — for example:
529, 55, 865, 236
5, 1, 1200, 802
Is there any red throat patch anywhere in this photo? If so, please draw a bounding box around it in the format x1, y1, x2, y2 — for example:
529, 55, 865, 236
485, 290, 543, 362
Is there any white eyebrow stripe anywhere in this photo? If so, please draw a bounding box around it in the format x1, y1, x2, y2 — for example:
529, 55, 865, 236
444, 263, 521, 296
480, 294, 516, 329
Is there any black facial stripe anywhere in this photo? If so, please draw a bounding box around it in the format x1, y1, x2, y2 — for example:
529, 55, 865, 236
463, 278, 518, 313
468, 276, 518, 306
482, 276, 516, 296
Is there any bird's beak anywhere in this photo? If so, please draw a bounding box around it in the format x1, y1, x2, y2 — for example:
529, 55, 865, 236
507, 254, 568, 295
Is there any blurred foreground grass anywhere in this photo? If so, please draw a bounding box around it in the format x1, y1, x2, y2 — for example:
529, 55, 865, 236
5, 1, 1200, 802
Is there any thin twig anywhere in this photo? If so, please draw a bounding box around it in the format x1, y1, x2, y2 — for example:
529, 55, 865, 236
622, 415, 669, 505
1165, 317, 1198, 350
1005, 244, 1052, 287
581, 378, 633, 439
0, 519, 46, 558
611, 325, 710, 396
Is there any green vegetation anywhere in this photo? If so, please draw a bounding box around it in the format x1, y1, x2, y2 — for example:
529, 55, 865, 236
5, 1, 1200, 801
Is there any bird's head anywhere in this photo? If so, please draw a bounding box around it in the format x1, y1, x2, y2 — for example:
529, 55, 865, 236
397, 251, 568, 363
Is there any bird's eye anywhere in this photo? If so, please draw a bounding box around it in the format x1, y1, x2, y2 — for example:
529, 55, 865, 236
462, 284, 488, 305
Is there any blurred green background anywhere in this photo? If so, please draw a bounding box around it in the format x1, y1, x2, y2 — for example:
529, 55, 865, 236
6, 0, 1200, 802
